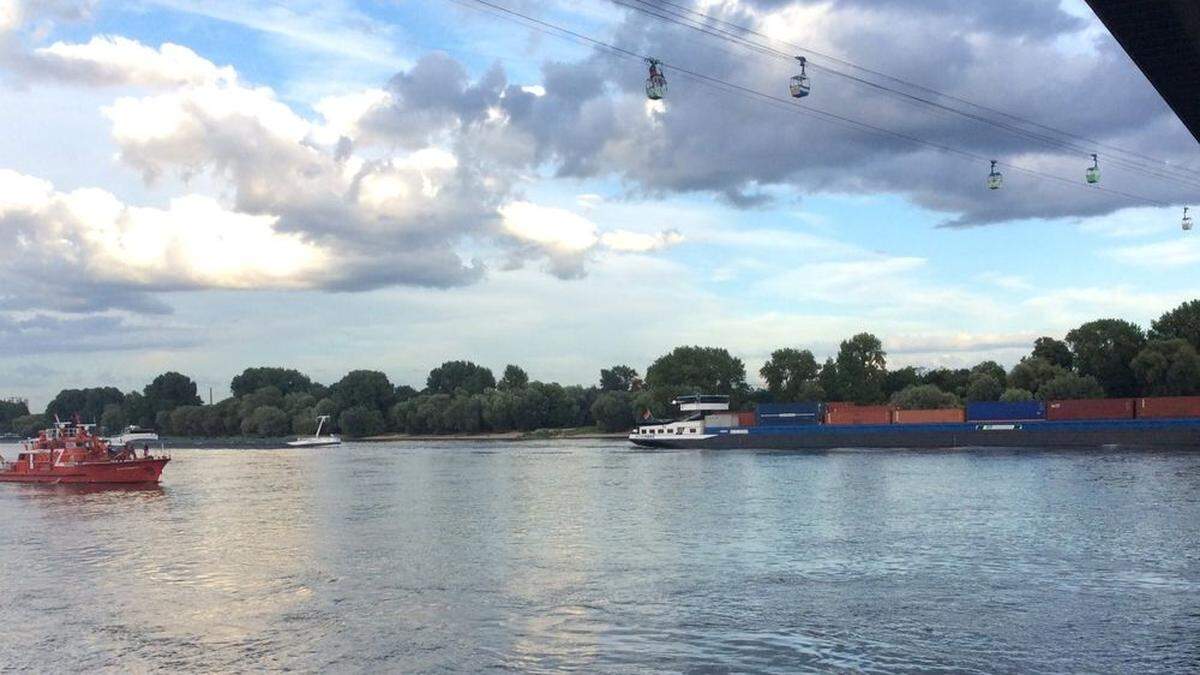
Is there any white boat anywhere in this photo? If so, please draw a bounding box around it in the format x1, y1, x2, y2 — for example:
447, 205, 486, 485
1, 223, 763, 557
107, 425, 160, 447
287, 415, 341, 447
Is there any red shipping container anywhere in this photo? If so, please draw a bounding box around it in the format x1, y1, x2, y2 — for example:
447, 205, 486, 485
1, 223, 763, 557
1137, 396, 1200, 419
1046, 398, 1134, 421
891, 408, 965, 424
826, 405, 893, 425
826, 402, 856, 412
736, 411, 756, 427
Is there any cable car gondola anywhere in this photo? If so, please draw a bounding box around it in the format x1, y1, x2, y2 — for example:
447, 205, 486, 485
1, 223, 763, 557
1184, 207, 1193, 231
645, 58, 667, 101
789, 56, 810, 98
987, 160, 1003, 190
1086, 153, 1100, 184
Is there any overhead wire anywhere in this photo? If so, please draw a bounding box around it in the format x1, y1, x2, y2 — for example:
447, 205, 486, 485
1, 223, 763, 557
613, 0, 1200, 190
627, 0, 1200, 182
448, 0, 1175, 207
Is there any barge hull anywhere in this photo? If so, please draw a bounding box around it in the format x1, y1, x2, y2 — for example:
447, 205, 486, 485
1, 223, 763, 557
631, 419, 1200, 450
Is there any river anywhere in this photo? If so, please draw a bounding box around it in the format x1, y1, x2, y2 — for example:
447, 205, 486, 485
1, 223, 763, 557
2, 441, 1199, 672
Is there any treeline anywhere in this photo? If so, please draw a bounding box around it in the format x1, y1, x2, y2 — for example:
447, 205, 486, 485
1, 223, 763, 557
3, 300, 1198, 439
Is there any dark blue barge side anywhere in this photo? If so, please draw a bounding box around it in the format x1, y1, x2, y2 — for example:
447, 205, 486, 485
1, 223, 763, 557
629, 418, 1200, 450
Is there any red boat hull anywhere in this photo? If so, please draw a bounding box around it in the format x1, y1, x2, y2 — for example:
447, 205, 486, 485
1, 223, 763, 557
0, 458, 169, 484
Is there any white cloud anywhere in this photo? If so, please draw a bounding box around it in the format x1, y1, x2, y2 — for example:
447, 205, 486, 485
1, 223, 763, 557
600, 228, 684, 252
33, 35, 236, 87
500, 201, 598, 253
1105, 238, 1200, 268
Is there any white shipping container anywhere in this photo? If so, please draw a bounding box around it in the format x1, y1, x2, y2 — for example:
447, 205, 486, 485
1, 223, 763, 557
704, 414, 737, 428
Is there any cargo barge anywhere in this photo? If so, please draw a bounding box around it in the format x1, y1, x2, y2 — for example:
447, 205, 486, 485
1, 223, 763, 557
629, 395, 1200, 450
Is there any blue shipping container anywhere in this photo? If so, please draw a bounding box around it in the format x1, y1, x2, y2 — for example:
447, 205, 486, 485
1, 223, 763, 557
756, 402, 824, 425
965, 401, 1046, 422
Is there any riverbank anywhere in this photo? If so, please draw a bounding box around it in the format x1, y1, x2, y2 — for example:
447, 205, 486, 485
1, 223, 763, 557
156, 427, 627, 448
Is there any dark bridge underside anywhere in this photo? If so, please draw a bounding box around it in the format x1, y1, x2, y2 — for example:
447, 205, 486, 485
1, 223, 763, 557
1084, 0, 1200, 143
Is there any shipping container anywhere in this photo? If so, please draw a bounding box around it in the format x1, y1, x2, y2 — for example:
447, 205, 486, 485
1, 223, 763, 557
826, 405, 893, 425
736, 411, 756, 427
1046, 398, 1134, 421
825, 402, 856, 412
1137, 396, 1200, 419
704, 413, 737, 428
965, 400, 1046, 422
891, 408, 965, 424
756, 402, 823, 426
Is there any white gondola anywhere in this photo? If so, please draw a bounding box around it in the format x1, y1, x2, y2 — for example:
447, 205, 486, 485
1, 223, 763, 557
789, 56, 810, 98
645, 58, 667, 101
1086, 153, 1100, 184
987, 160, 1003, 190
1184, 207, 1193, 232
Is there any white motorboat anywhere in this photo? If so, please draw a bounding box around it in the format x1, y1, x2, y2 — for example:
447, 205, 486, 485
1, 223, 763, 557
287, 415, 341, 447
106, 425, 160, 447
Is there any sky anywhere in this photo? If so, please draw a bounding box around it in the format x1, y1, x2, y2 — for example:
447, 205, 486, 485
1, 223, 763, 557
1, 0, 1198, 407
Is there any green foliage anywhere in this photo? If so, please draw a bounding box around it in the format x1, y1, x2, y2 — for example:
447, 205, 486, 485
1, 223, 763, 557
230, 367, 313, 398
1131, 339, 1200, 396
339, 405, 386, 438
240, 405, 290, 437
1065, 319, 1146, 397
890, 384, 959, 410
964, 373, 1003, 402
426, 361, 495, 396
1149, 300, 1200, 352
10, 414, 46, 438
599, 365, 640, 392
1008, 358, 1068, 397
44, 387, 124, 424
1037, 373, 1104, 400
1032, 337, 1073, 369
759, 348, 821, 402
99, 403, 126, 434
1000, 388, 1034, 402
143, 372, 203, 415
971, 361, 1007, 387
836, 333, 887, 404
332, 370, 395, 411
818, 358, 841, 401
645, 346, 747, 396
0, 398, 29, 433
883, 366, 922, 398
498, 365, 529, 391
922, 368, 971, 398
591, 391, 635, 432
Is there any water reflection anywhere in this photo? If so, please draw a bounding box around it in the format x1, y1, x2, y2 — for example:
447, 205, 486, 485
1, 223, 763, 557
1, 443, 1199, 672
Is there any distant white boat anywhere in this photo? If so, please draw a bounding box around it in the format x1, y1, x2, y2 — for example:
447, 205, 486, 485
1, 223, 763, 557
287, 415, 341, 448
107, 425, 160, 447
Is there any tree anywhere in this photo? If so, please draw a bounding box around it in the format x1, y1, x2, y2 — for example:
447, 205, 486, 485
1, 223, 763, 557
1149, 299, 1200, 352
884, 366, 922, 398
1037, 373, 1104, 400
240, 405, 290, 437
599, 365, 640, 392
425, 361, 495, 396
332, 370, 395, 412
971, 361, 1007, 387
10, 414, 46, 438
1008, 358, 1068, 397
143, 372, 202, 415
891, 384, 959, 410
835, 333, 887, 404
230, 367, 314, 398
338, 405, 386, 438
964, 373, 1003, 402
498, 365, 529, 391
922, 368, 972, 398
1000, 388, 1034, 402
644, 346, 748, 407
44, 387, 125, 424
591, 391, 635, 432
759, 348, 821, 401
99, 403, 126, 434
818, 358, 841, 401
0, 398, 29, 433
1131, 339, 1200, 396
1065, 319, 1146, 397
1031, 337, 1073, 370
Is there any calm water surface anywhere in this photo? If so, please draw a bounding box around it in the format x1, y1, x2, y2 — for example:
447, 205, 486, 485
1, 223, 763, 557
2, 441, 1199, 672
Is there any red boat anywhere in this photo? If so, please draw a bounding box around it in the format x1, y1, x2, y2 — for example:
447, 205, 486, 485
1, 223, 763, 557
0, 420, 168, 484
